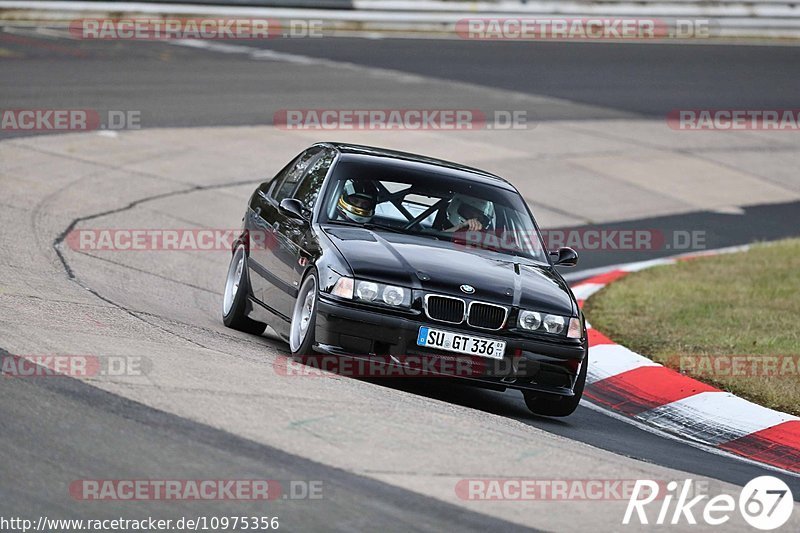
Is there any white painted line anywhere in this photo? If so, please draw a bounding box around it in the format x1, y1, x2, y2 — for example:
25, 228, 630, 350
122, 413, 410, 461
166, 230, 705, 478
637, 391, 800, 446
170, 38, 416, 71
571, 282, 605, 301
619, 257, 676, 272
710, 205, 746, 215
1, 24, 74, 39
563, 245, 751, 282
164, 37, 622, 118
677, 244, 750, 260
171, 39, 331, 65
171, 39, 256, 55
249, 47, 319, 64
580, 399, 800, 479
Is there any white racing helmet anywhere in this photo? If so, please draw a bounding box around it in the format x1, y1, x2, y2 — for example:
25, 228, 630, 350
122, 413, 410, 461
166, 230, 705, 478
446, 194, 494, 228
336, 180, 377, 224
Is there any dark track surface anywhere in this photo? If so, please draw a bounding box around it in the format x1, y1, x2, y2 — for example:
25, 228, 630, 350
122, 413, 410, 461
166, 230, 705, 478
255, 38, 800, 117
560, 199, 800, 276
2, 32, 800, 137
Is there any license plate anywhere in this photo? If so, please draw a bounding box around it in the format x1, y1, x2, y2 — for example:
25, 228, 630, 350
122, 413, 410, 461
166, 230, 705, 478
416, 326, 506, 360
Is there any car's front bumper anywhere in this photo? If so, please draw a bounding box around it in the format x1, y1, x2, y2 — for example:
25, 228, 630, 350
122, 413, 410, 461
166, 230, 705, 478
313, 295, 587, 396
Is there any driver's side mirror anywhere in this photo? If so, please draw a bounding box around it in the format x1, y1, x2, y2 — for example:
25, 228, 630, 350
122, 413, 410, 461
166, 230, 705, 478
279, 198, 308, 225
550, 247, 578, 267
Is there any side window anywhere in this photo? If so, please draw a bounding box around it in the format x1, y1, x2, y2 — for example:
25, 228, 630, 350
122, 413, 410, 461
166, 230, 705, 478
293, 149, 335, 215
274, 147, 323, 201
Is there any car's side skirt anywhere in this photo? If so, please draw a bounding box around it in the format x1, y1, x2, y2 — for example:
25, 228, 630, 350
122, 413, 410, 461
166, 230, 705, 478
246, 295, 291, 340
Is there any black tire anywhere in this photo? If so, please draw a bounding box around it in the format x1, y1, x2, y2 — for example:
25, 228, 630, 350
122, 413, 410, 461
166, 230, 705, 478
222, 244, 267, 336
289, 271, 318, 356
522, 352, 588, 417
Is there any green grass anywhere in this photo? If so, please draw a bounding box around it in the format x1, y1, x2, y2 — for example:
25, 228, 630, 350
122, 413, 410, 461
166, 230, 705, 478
584, 239, 800, 416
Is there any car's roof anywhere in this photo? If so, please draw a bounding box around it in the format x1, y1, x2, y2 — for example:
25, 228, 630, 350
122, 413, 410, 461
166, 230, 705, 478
317, 142, 516, 191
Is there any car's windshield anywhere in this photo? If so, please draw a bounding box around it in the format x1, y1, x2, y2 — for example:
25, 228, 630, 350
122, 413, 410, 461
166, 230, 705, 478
319, 159, 549, 263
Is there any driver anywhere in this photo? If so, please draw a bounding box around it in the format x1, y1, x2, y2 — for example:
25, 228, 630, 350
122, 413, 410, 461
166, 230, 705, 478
444, 194, 494, 232
336, 181, 377, 224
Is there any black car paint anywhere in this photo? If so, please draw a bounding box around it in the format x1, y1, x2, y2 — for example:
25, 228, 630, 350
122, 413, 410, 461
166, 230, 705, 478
234, 142, 587, 396
323, 227, 575, 317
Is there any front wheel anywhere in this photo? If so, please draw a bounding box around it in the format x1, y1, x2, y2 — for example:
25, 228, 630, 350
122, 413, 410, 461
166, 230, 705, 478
289, 271, 318, 355
522, 353, 588, 417
222, 244, 266, 335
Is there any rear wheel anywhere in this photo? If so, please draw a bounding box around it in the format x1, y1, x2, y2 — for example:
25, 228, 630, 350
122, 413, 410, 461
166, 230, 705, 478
523, 353, 588, 417
289, 271, 318, 356
222, 244, 266, 335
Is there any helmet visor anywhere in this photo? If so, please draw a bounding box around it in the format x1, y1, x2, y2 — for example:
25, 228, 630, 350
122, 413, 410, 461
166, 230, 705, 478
338, 192, 376, 222
457, 202, 490, 226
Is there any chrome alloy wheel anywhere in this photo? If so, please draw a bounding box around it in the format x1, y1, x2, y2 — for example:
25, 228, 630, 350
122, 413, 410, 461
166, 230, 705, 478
290, 275, 317, 353
223, 245, 245, 316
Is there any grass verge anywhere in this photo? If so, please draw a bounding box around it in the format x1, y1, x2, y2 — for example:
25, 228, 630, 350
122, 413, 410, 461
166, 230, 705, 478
584, 239, 800, 416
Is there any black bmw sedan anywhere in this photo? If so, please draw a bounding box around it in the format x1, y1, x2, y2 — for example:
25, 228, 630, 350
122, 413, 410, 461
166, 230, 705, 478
223, 142, 587, 416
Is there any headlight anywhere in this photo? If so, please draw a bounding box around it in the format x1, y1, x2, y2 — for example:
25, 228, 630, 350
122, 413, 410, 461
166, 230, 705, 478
382, 285, 405, 306
356, 281, 379, 301
330, 277, 410, 308
518, 310, 580, 338
356, 280, 409, 307
518, 310, 542, 330
543, 314, 565, 334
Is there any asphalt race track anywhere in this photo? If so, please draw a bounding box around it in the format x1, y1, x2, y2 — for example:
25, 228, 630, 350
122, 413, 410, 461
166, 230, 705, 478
3, 33, 800, 130
1, 28, 800, 531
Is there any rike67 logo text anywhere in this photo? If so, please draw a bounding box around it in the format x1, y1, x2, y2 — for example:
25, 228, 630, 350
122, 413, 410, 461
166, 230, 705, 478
624, 476, 794, 530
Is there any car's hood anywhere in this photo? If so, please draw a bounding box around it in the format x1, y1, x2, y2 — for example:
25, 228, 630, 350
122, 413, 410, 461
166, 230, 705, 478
322, 225, 575, 316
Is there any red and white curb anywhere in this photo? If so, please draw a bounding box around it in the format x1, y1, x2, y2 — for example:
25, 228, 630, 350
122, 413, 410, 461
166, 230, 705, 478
572, 247, 800, 474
